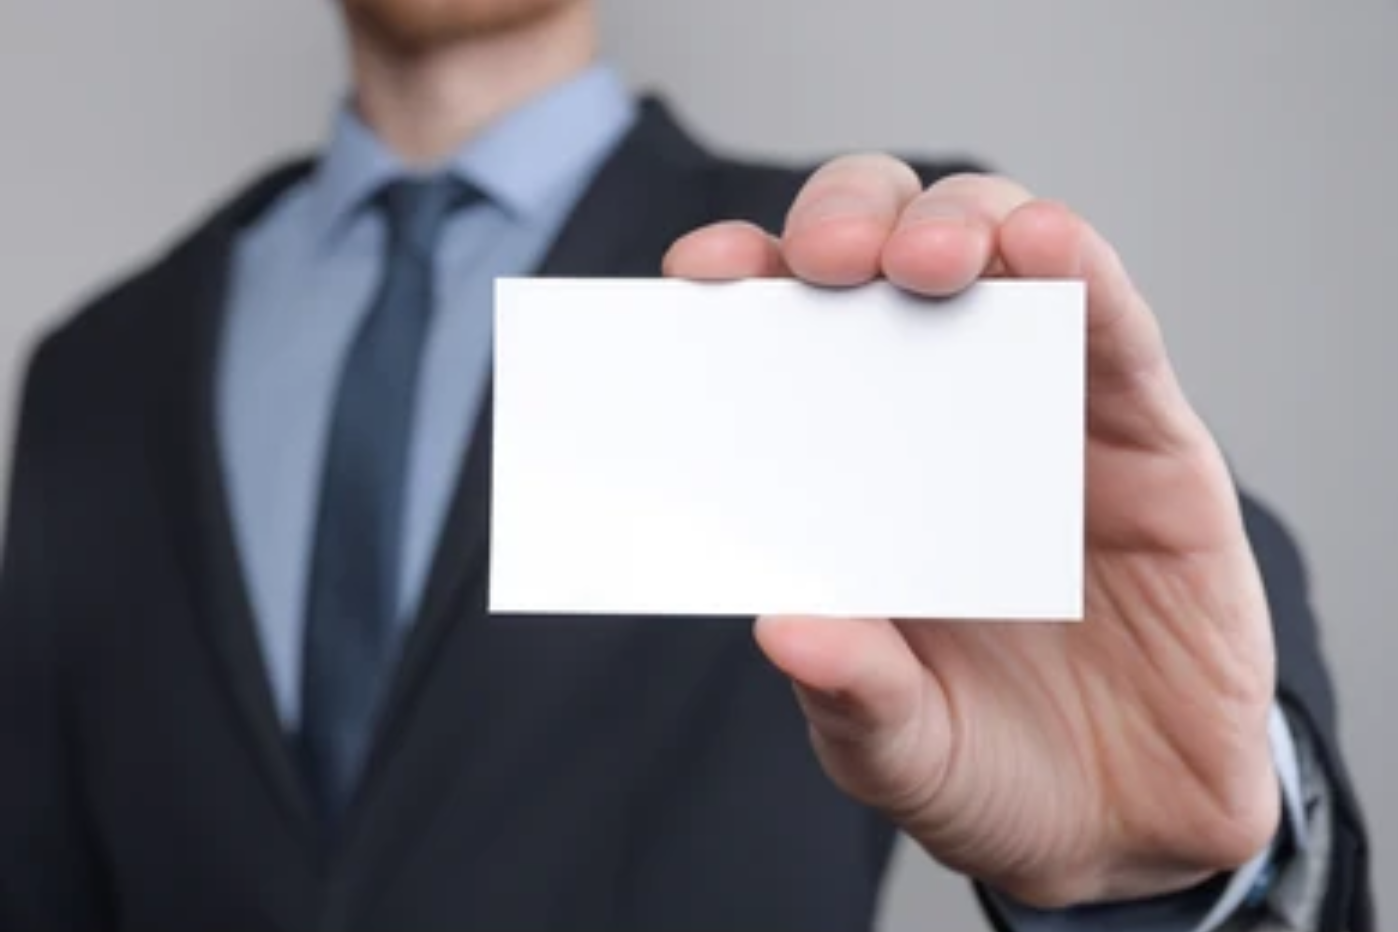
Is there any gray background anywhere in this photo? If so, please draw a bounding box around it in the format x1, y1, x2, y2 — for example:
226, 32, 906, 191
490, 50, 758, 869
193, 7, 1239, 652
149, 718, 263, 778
2, 0, 1394, 926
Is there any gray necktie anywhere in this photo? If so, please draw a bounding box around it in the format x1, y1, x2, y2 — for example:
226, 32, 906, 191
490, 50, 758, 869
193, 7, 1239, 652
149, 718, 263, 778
299, 174, 477, 825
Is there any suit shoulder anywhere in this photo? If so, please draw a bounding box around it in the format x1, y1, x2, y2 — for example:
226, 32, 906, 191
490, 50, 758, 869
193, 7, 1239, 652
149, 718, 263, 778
29, 159, 312, 389
35, 255, 168, 377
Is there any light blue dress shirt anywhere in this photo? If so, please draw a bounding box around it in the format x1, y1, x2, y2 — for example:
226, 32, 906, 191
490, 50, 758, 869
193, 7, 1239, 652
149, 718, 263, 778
219, 64, 636, 726
217, 63, 1305, 931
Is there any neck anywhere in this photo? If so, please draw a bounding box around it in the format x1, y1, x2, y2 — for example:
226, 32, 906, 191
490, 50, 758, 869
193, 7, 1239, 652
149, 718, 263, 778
348, 3, 597, 166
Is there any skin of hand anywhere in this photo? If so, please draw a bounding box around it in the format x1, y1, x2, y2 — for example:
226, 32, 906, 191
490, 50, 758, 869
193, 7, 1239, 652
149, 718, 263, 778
662, 157, 1280, 909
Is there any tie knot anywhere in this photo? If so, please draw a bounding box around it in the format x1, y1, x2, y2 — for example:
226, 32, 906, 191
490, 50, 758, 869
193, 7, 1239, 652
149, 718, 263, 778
377, 174, 478, 256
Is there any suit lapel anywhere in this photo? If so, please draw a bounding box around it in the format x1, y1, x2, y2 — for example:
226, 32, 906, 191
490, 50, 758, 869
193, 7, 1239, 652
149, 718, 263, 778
149, 99, 724, 861
350, 100, 719, 828
153, 162, 321, 848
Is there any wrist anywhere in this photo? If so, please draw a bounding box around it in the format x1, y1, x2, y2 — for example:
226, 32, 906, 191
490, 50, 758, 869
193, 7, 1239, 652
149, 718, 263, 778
995, 767, 1279, 910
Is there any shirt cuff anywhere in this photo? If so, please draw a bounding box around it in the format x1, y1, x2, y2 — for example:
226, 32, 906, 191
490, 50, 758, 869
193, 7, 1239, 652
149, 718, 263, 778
985, 703, 1307, 932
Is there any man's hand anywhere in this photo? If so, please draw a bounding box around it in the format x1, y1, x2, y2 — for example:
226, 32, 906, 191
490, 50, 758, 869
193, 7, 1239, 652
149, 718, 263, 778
662, 157, 1279, 909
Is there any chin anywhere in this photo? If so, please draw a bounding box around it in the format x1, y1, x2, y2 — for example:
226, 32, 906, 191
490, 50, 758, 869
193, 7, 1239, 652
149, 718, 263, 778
344, 0, 573, 50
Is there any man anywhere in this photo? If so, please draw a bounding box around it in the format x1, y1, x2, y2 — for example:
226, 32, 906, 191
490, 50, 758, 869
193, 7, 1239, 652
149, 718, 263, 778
0, 0, 1372, 928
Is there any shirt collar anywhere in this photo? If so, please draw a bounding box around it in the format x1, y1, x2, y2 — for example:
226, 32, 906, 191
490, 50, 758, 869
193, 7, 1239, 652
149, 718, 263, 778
305, 62, 637, 244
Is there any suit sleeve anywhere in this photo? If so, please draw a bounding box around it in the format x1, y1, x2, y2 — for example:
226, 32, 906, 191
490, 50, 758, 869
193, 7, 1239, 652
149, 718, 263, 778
0, 337, 111, 931
1239, 494, 1373, 931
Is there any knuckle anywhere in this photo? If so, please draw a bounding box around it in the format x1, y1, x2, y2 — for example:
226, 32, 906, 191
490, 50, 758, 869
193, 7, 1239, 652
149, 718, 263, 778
798, 152, 921, 204
816, 151, 920, 182
915, 172, 1035, 224
927, 170, 1024, 197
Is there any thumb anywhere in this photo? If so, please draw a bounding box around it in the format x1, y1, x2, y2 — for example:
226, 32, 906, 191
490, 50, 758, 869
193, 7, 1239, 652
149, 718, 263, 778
754, 615, 951, 816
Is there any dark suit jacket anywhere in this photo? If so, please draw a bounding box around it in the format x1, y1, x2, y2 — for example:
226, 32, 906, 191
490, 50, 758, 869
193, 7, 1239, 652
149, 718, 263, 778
0, 100, 1373, 932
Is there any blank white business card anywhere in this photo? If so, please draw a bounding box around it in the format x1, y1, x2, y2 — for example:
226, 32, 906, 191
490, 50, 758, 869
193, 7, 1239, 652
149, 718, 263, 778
490, 278, 1085, 620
